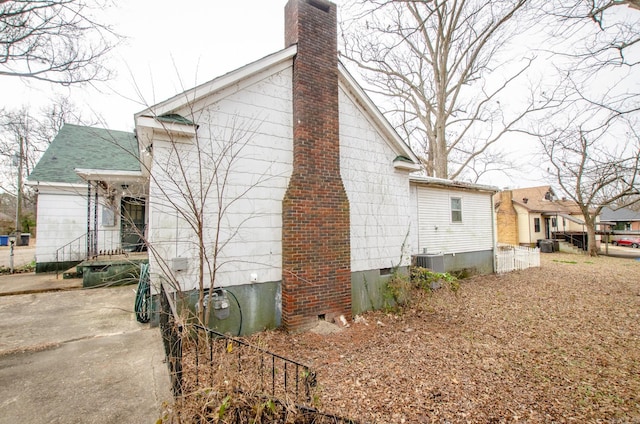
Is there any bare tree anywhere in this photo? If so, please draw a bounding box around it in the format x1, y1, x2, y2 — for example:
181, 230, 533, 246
0, 0, 118, 85
139, 113, 274, 326
556, 0, 640, 69
0, 97, 81, 235
528, 1, 640, 257
340, 0, 554, 180
539, 1, 640, 114
0, 97, 81, 185
538, 110, 640, 256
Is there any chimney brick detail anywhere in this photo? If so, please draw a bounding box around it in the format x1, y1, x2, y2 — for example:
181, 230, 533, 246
496, 190, 519, 245
282, 0, 351, 331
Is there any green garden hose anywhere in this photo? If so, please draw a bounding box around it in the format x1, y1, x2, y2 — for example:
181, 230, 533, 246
135, 263, 150, 323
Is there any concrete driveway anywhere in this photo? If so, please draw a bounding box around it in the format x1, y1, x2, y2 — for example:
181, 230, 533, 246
0, 244, 36, 269
0, 284, 172, 424
601, 243, 640, 259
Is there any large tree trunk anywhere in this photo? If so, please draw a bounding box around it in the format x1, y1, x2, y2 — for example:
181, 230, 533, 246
585, 216, 599, 257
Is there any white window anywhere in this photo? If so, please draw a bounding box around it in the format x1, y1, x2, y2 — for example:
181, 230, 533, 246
102, 205, 115, 227
451, 197, 462, 223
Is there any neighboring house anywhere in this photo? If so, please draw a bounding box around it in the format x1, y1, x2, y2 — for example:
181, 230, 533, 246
494, 185, 599, 247
29, 0, 498, 334
600, 206, 640, 231
27, 124, 146, 272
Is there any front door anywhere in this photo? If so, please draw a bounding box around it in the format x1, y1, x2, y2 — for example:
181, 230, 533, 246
121, 197, 146, 252
545, 217, 551, 239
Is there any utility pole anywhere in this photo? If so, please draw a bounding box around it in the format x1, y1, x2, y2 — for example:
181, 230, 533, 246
14, 136, 23, 246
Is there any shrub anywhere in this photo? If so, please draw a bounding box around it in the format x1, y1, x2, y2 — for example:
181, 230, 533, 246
410, 267, 460, 295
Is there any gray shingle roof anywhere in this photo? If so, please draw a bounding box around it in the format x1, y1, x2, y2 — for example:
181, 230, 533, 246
28, 124, 139, 185
601, 206, 640, 222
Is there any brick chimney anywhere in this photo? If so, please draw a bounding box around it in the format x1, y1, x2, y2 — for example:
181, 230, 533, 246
281, 0, 351, 331
496, 190, 519, 245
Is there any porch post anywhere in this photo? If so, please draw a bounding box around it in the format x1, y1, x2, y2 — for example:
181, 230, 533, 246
86, 182, 91, 259
93, 188, 98, 256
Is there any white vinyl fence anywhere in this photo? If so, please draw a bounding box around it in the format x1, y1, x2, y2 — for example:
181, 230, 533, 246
495, 244, 540, 274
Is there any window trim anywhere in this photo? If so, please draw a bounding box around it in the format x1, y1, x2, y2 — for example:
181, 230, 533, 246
450, 196, 463, 223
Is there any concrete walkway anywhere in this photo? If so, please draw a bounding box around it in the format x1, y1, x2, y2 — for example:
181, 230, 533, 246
0, 282, 172, 424
0, 272, 81, 296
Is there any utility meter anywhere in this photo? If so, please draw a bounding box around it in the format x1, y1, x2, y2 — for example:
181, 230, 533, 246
211, 289, 230, 320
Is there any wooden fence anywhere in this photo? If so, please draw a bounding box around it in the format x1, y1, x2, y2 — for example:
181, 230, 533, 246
495, 244, 540, 274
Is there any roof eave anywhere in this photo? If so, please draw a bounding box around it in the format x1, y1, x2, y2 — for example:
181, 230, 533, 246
75, 168, 145, 183
135, 116, 197, 138
410, 175, 499, 193
135, 45, 298, 119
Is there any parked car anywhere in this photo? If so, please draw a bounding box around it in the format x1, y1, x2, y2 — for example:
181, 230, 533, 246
612, 237, 640, 248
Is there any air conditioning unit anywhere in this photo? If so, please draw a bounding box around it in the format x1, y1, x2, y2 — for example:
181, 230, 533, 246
414, 253, 445, 273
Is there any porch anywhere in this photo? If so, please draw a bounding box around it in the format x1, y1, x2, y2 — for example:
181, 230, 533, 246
62, 252, 148, 288
55, 229, 148, 288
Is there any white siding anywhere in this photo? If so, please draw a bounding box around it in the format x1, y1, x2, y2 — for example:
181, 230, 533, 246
35, 186, 125, 263
339, 87, 413, 272
415, 186, 493, 254
35, 188, 87, 263
148, 66, 293, 291
514, 204, 533, 244
147, 63, 417, 289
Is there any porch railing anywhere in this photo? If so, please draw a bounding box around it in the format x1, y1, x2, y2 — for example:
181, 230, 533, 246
55, 229, 125, 263
55, 229, 129, 276
553, 231, 588, 251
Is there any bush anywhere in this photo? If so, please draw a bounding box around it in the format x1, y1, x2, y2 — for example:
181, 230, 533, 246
410, 267, 460, 294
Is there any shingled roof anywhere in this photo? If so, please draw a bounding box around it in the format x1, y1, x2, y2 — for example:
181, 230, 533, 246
601, 206, 640, 222
28, 124, 139, 185
509, 186, 565, 213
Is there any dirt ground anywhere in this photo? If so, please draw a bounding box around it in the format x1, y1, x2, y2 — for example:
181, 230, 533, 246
248, 253, 640, 423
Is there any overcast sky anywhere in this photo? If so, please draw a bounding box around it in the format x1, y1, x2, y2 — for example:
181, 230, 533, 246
1, 0, 306, 132
5, 0, 633, 189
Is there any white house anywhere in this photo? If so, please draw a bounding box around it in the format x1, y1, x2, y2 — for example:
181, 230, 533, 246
29, 0, 499, 334
27, 124, 147, 273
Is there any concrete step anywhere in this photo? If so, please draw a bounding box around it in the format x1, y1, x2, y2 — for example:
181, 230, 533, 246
558, 241, 583, 254
62, 266, 82, 279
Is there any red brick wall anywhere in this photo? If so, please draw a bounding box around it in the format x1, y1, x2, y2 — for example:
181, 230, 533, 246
282, 0, 351, 331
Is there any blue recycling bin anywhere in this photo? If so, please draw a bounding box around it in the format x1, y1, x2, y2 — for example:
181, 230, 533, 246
0, 235, 8, 246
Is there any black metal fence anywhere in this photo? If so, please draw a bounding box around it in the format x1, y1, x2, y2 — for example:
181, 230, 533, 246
159, 280, 183, 396
158, 282, 358, 422
159, 282, 344, 409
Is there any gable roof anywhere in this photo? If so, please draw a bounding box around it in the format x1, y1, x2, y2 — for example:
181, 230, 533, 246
135, 46, 298, 121
135, 45, 420, 167
28, 124, 139, 185
601, 206, 640, 222
509, 186, 564, 213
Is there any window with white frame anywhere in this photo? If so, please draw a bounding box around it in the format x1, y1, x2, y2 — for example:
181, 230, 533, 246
451, 197, 462, 223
